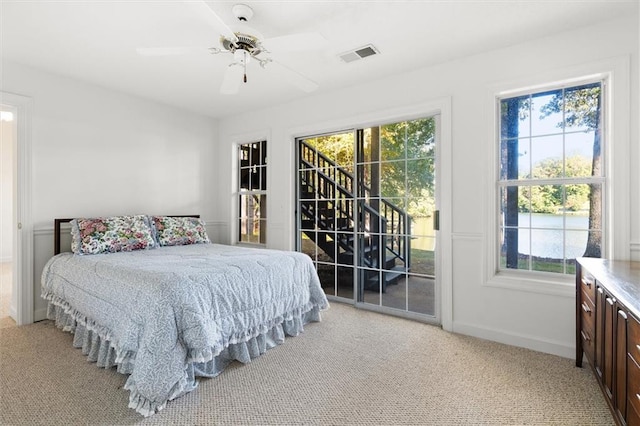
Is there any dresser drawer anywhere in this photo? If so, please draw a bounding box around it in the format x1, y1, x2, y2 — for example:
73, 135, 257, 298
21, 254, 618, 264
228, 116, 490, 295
628, 354, 640, 417
629, 314, 640, 364
628, 401, 640, 426
580, 289, 595, 323
581, 303, 596, 364
580, 270, 596, 305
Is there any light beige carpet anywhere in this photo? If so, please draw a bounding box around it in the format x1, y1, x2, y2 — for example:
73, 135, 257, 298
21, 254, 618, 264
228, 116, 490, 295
0, 303, 613, 425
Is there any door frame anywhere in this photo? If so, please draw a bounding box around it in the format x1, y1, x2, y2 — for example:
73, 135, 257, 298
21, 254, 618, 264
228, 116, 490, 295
289, 98, 452, 330
2, 91, 34, 325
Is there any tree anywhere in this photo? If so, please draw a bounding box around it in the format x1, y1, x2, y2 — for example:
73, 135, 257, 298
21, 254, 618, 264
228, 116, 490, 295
501, 97, 522, 268
378, 118, 436, 217
310, 118, 436, 218
540, 83, 602, 257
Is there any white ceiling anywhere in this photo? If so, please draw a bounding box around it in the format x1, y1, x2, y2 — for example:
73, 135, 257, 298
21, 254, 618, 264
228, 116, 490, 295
1, 1, 637, 118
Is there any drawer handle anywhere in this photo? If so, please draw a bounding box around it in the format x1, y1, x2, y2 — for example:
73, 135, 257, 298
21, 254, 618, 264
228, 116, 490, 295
619, 310, 628, 320
606, 297, 615, 306
637, 394, 640, 402
582, 302, 592, 315
581, 330, 591, 342
636, 344, 640, 352
582, 278, 592, 289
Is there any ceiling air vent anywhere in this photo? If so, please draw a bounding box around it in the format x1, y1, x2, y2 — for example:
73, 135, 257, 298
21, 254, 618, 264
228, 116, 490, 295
339, 44, 379, 63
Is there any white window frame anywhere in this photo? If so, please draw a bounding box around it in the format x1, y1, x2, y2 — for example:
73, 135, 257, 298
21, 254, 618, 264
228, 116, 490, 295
235, 139, 268, 246
485, 57, 631, 296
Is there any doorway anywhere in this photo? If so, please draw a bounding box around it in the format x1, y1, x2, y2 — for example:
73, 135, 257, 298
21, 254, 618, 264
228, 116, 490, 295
1, 91, 33, 326
1, 106, 16, 326
296, 115, 440, 323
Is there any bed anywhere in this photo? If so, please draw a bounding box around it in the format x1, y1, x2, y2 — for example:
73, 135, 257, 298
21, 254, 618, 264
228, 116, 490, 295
41, 215, 329, 416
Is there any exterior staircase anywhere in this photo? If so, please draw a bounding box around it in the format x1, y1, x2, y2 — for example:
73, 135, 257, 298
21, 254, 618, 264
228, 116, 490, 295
299, 140, 410, 292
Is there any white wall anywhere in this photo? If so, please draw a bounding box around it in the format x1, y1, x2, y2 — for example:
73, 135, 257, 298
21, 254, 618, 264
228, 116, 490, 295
216, 16, 639, 357
635, 3, 640, 263
0, 118, 13, 262
2, 62, 219, 320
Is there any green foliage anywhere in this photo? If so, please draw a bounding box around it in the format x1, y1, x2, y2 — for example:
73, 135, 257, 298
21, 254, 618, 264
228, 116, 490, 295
308, 132, 355, 168
518, 155, 592, 214
539, 84, 601, 130
377, 119, 436, 216
310, 118, 436, 217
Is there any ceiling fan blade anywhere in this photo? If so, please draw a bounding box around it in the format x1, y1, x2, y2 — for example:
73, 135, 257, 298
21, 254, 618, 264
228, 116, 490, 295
268, 60, 318, 93
183, 0, 238, 43
136, 47, 210, 56
220, 64, 244, 95
263, 32, 328, 52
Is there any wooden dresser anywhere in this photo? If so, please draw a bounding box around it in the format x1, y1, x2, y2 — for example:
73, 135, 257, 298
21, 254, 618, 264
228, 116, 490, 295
577, 258, 640, 425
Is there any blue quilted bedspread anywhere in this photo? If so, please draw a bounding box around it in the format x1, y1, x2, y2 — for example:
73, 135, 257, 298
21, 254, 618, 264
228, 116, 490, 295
41, 243, 329, 416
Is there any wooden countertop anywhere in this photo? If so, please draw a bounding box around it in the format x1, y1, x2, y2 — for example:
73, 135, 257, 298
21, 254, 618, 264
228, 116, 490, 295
578, 257, 640, 318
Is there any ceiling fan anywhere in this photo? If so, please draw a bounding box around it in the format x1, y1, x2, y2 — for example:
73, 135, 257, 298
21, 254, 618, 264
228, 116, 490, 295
137, 1, 327, 95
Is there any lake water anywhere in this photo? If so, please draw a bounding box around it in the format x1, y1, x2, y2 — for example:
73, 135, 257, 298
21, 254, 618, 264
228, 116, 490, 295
411, 213, 591, 258
516, 213, 590, 259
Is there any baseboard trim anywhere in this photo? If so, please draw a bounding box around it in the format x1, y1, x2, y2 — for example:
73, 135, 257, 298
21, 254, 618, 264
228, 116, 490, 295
34, 307, 47, 322
452, 321, 574, 359
9, 305, 17, 321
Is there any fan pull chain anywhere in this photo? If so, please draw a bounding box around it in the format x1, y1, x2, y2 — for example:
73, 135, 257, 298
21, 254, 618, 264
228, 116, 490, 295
243, 52, 248, 83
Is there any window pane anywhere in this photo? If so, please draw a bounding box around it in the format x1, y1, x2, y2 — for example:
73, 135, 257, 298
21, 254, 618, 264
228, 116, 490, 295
531, 135, 563, 179
564, 83, 601, 133
299, 142, 316, 170
299, 170, 316, 198
529, 184, 563, 217
566, 230, 589, 261
500, 186, 520, 227
406, 158, 434, 198
409, 236, 435, 276
501, 95, 531, 138
497, 137, 531, 180
407, 275, 435, 316
357, 162, 374, 197
382, 274, 407, 311
314, 132, 354, 168
336, 266, 354, 299
565, 132, 597, 177
380, 123, 406, 161
260, 166, 267, 190
406, 117, 436, 160
299, 232, 317, 260
380, 161, 405, 198
317, 262, 335, 296
530, 89, 563, 135
260, 140, 267, 164
238, 194, 266, 244
565, 183, 590, 214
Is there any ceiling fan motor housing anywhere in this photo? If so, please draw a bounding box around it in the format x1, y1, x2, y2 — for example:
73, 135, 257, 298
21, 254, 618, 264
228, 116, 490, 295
221, 33, 263, 57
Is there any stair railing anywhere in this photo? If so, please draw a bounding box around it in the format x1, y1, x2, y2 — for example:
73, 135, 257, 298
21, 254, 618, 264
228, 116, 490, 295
299, 140, 409, 268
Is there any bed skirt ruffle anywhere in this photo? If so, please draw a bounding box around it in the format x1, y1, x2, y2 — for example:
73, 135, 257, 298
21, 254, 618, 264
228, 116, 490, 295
45, 297, 323, 416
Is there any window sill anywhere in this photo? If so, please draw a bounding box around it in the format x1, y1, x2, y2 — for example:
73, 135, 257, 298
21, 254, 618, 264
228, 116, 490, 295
485, 270, 575, 297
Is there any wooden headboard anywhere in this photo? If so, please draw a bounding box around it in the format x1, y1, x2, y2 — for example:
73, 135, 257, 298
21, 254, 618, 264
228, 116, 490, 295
54, 215, 200, 255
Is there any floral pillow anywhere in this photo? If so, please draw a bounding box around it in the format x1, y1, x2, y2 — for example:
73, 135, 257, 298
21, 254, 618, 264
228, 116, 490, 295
70, 215, 156, 255
151, 216, 210, 247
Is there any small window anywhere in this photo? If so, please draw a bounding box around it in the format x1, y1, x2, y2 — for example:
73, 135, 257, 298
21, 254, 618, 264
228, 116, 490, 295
498, 80, 604, 275
237, 140, 267, 245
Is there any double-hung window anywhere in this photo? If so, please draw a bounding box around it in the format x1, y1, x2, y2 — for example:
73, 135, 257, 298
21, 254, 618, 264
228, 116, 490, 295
498, 80, 605, 275
238, 140, 267, 245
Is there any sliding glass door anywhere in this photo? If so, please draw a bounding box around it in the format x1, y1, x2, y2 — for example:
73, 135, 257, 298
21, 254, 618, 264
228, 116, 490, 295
296, 115, 439, 321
